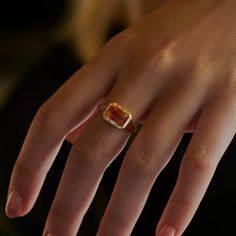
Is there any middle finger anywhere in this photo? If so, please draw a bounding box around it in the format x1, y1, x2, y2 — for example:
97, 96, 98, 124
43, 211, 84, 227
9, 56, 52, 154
42, 70, 165, 235
97, 79, 207, 236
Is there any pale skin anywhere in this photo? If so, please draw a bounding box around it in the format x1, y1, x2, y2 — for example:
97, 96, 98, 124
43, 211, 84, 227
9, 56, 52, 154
5, 0, 236, 235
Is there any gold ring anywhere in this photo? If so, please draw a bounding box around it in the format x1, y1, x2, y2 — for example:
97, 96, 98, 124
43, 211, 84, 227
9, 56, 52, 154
99, 102, 136, 132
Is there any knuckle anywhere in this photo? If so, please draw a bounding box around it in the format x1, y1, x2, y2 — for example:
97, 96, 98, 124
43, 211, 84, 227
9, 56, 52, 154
149, 39, 175, 69
50, 206, 75, 224
122, 39, 176, 86
105, 32, 129, 53
171, 195, 195, 213
139, 39, 176, 84
190, 147, 216, 173
142, 40, 175, 73
102, 214, 128, 233
75, 137, 103, 166
126, 149, 155, 176
34, 102, 62, 133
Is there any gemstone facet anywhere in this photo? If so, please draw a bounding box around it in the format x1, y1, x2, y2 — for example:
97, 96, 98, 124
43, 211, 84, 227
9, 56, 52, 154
103, 102, 132, 129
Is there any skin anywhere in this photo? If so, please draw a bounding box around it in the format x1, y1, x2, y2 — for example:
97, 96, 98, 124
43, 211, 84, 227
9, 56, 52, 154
5, 0, 236, 235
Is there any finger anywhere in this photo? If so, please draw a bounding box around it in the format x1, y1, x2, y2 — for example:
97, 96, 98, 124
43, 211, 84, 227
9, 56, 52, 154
42, 112, 130, 236
5, 40, 122, 218
41, 64, 170, 235
156, 86, 236, 236
97, 79, 206, 236
65, 108, 98, 144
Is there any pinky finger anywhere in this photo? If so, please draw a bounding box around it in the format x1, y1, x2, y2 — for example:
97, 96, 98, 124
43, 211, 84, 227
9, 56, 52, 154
157, 88, 236, 236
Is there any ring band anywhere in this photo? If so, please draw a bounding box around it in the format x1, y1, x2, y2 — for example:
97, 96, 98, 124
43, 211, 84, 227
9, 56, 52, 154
99, 102, 136, 132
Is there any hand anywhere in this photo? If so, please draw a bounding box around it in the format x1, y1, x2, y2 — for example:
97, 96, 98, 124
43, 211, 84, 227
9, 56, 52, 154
6, 0, 236, 235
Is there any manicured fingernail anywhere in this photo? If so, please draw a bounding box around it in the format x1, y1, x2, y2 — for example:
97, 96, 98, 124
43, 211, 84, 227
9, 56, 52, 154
159, 224, 176, 236
5, 190, 23, 218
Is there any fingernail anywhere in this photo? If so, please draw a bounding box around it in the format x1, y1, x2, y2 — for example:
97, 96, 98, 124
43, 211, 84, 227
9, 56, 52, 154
5, 190, 23, 218
159, 224, 176, 236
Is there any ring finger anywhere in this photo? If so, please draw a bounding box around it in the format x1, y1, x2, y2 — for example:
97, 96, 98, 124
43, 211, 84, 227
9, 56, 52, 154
42, 70, 167, 235
97, 79, 207, 235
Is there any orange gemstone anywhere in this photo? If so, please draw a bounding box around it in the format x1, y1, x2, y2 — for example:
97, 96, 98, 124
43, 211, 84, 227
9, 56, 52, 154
103, 103, 132, 129
107, 106, 129, 126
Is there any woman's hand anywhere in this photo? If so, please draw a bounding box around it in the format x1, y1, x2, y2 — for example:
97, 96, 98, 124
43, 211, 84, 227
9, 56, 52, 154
6, 0, 236, 235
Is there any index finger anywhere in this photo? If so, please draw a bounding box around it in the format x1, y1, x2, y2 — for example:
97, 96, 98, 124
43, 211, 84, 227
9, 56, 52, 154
5, 39, 121, 218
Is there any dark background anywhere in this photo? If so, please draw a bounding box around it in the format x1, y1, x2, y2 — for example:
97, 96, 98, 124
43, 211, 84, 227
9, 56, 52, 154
0, 1, 236, 235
